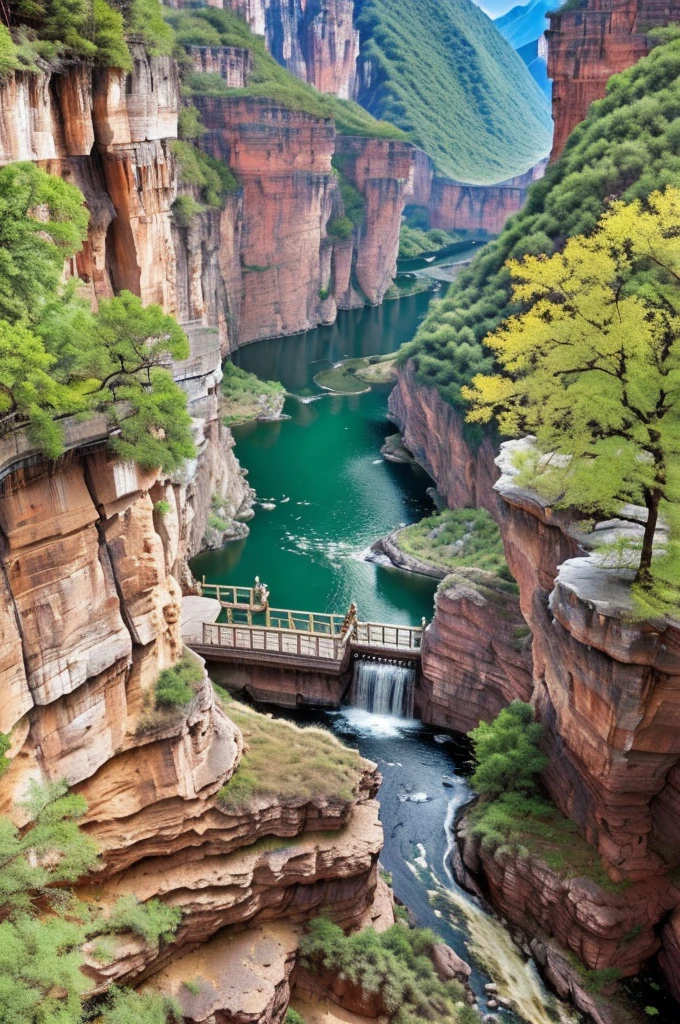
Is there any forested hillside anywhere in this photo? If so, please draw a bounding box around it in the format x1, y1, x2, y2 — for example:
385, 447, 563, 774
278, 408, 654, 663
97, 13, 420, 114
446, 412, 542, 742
398, 31, 680, 403
353, 0, 553, 183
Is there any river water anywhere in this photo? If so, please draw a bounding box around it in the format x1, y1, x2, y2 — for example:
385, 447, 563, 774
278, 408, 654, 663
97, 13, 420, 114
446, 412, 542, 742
190, 295, 577, 1023
190, 293, 438, 624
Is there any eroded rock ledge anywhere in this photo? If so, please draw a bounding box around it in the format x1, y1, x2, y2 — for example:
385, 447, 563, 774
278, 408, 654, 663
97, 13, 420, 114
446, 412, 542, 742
456, 439, 680, 1004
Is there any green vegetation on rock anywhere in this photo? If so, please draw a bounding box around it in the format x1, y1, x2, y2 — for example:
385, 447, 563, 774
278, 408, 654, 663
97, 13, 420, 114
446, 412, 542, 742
396, 508, 509, 576
398, 227, 462, 259
2, 0, 172, 73
165, 6, 405, 139
0, 779, 181, 1024
463, 190, 680, 613
468, 704, 628, 892
353, 0, 552, 183
299, 918, 475, 1024
154, 655, 204, 710
399, 32, 680, 408
216, 697, 363, 811
221, 361, 285, 425
0, 162, 194, 471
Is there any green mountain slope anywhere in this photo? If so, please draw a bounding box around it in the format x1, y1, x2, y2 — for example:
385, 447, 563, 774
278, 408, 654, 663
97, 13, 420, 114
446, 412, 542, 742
398, 32, 680, 406
353, 0, 553, 184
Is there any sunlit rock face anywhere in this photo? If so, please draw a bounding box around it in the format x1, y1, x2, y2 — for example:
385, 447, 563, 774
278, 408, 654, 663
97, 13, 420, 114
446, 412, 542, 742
419, 569, 533, 734
388, 361, 500, 515
546, 0, 680, 161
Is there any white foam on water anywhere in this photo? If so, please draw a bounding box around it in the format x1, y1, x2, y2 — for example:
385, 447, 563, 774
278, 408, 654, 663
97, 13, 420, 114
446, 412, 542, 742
332, 707, 422, 739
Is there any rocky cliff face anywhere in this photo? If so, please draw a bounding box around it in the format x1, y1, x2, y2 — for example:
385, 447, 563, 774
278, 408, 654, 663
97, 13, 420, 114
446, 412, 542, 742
547, 0, 680, 161
388, 361, 500, 514
418, 569, 533, 733
450, 439, 680, 998
406, 150, 548, 236
0, 409, 384, 1019
216, 0, 360, 99
195, 89, 411, 341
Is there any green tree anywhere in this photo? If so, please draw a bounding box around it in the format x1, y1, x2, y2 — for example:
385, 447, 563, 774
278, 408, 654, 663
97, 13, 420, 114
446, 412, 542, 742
0, 780, 181, 1024
469, 701, 547, 798
0, 319, 89, 458
0, 162, 89, 325
463, 189, 680, 607
81, 291, 194, 472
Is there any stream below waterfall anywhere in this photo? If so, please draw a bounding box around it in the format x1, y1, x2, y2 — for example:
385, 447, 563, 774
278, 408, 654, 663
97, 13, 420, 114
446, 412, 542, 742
190, 295, 578, 1023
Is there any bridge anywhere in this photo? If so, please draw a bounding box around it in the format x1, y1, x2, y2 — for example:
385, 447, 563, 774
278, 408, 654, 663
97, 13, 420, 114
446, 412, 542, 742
183, 579, 424, 679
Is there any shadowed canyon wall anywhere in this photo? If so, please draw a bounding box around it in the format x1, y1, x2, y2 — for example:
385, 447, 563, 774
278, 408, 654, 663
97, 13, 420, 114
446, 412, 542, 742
547, 0, 680, 161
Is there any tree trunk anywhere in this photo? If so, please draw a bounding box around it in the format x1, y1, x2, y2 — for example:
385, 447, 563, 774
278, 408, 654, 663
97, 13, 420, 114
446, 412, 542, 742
635, 489, 661, 588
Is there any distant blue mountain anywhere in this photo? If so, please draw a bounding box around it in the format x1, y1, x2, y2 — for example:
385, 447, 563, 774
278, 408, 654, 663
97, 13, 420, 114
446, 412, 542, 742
517, 37, 552, 98
495, 0, 560, 50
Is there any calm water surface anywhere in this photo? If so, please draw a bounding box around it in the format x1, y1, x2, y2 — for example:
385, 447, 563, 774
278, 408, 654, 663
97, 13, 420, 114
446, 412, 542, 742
191, 293, 438, 624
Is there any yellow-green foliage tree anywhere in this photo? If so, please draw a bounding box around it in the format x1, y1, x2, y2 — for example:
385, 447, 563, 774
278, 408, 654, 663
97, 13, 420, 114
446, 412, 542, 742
463, 188, 680, 615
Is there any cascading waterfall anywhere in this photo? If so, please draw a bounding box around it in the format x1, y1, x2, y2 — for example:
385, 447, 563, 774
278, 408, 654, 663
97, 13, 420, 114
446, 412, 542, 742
351, 659, 415, 717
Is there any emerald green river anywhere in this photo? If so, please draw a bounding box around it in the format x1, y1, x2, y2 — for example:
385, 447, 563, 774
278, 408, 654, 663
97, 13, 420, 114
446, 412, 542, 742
191, 292, 438, 624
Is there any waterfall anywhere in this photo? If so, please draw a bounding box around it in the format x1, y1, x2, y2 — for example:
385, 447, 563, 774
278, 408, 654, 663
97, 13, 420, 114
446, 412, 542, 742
351, 660, 415, 717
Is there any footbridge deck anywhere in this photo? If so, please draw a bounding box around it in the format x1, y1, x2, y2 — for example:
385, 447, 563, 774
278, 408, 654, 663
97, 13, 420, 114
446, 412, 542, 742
184, 580, 424, 673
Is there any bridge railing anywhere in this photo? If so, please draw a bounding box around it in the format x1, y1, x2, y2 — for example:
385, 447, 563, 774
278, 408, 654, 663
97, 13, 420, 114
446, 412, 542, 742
354, 621, 423, 650
201, 582, 259, 608
202, 622, 346, 660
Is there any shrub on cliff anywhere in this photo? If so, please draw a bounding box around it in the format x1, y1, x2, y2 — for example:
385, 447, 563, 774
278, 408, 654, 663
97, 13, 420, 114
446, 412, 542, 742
399, 32, 680, 406
0, 779, 181, 1023
9, 0, 133, 69
153, 655, 204, 710
463, 189, 680, 609
299, 918, 471, 1024
469, 701, 547, 798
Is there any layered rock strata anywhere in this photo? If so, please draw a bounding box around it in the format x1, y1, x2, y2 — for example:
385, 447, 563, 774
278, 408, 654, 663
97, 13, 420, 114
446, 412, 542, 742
388, 361, 500, 515
405, 150, 548, 236
547, 0, 680, 162
418, 569, 533, 733
449, 439, 680, 997
494, 441, 680, 881
217, 0, 360, 99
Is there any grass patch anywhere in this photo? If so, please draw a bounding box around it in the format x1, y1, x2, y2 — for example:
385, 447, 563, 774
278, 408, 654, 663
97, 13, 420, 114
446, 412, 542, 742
396, 508, 509, 575
136, 655, 204, 733
166, 7, 404, 140
314, 359, 372, 394
355, 354, 398, 384
221, 361, 285, 425
299, 918, 470, 1024
154, 656, 203, 709
470, 792, 630, 894
217, 698, 364, 811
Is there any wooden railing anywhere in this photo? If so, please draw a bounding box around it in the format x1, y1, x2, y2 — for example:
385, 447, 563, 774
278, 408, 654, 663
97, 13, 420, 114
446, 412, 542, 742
201, 582, 258, 607
354, 621, 423, 650
202, 622, 346, 660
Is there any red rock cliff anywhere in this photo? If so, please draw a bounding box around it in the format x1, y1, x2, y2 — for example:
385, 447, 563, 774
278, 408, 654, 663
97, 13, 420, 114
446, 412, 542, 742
480, 439, 680, 997
406, 150, 548, 236
216, 0, 360, 99
388, 361, 500, 514
418, 569, 533, 733
547, 0, 680, 161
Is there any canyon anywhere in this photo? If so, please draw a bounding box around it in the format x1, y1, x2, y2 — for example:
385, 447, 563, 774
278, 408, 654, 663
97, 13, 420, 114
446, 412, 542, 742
1, 0, 680, 1020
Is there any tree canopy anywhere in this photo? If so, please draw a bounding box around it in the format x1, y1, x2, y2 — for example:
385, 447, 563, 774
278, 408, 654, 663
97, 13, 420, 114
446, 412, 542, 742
0, 162, 195, 472
0, 779, 181, 1024
463, 189, 680, 610
469, 701, 547, 798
